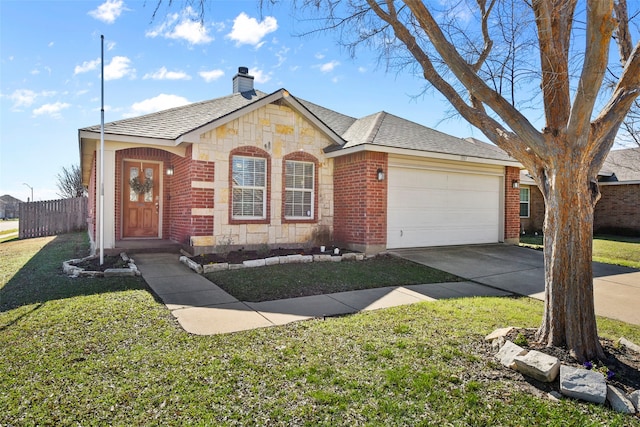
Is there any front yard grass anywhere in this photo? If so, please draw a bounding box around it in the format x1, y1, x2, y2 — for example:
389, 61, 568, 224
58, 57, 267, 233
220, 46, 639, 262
520, 234, 640, 269
2, 233, 640, 426
205, 256, 462, 302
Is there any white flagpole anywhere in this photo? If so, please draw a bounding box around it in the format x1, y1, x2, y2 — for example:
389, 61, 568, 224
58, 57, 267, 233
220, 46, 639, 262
100, 35, 105, 265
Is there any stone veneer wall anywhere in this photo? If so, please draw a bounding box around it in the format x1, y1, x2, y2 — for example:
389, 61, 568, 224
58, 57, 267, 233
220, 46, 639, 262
189, 101, 334, 252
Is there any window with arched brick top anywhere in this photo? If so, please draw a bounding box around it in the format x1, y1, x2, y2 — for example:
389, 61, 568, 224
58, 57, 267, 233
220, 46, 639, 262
229, 147, 271, 224
282, 152, 318, 223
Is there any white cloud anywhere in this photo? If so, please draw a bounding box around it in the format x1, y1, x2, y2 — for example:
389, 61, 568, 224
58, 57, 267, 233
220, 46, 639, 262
106, 41, 116, 51
48, 41, 54, 47
30, 69, 40, 75
124, 94, 190, 117
319, 60, 340, 73
143, 67, 191, 80
146, 7, 213, 45
227, 12, 278, 47
315, 52, 325, 60
199, 69, 224, 82
250, 68, 271, 84
32, 102, 71, 118
104, 56, 135, 80
88, 0, 126, 24
74, 58, 100, 75
358, 66, 367, 73
5, 89, 38, 110
275, 46, 289, 67
3, 89, 57, 111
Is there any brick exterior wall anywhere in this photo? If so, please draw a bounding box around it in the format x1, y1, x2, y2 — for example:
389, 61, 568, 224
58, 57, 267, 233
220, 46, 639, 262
520, 183, 639, 236
594, 183, 640, 235
504, 166, 521, 242
520, 184, 545, 234
333, 151, 387, 253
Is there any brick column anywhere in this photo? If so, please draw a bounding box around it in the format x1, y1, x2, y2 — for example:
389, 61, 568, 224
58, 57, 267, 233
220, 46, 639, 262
504, 166, 521, 243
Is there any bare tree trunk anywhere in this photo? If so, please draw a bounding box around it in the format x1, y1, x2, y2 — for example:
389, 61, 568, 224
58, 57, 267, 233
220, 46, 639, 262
535, 164, 605, 362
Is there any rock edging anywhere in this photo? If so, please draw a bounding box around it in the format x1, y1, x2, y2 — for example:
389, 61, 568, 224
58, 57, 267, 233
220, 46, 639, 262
63, 252, 141, 278
485, 328, 640, 415
180, 252, 366, 274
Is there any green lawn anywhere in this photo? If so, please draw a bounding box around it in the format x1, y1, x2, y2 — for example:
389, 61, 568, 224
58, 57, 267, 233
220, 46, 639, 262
520, 235, 640, 269
2, 233, 639, 426
0, 227, 18, 244
206, 256, 461, 302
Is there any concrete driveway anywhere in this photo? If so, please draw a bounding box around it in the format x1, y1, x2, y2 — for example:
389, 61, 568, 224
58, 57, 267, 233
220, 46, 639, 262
389, 244, 640, 326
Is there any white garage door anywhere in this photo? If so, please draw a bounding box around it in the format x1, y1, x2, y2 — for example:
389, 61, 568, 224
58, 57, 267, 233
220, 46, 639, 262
387, 165, 501, 248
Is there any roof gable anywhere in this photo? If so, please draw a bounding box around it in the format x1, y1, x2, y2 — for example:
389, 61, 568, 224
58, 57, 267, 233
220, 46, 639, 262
80, 89, 346, 148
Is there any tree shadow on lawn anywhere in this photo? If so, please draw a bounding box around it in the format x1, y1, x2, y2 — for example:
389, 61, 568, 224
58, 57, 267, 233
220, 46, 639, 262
0, 233, 148, 313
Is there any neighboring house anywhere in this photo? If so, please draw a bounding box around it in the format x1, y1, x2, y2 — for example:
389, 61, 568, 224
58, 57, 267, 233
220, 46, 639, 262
519, 147, 640, 236
79, 67, 523, 255
0, 195, 22, 219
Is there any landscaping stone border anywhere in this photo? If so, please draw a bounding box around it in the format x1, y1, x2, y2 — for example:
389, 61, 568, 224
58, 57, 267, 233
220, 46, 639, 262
485, 328, 640, 415
63, 252, 141, 278
180, 251, 366, 274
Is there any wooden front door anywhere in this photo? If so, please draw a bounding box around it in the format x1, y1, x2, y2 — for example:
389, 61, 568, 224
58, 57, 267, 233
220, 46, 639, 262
123, 161, 160, 238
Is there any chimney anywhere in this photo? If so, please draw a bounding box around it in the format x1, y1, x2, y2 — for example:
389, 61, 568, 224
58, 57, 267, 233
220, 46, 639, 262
232, 66, 254, 94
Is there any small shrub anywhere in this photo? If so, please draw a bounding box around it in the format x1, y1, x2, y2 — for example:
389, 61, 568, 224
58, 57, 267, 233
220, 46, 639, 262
513, 332, 529, 346
217, 235, 234, 257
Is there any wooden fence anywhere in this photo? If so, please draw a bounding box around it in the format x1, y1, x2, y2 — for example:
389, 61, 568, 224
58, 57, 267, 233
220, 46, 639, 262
19, 197, 88, 239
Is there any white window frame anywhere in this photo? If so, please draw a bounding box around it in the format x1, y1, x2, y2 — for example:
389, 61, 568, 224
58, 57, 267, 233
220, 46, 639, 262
284, 160, 315, 220
519, 186, 530, 218
231, 156, 267, 220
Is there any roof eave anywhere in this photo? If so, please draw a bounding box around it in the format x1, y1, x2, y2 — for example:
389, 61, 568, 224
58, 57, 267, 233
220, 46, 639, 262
79, 129, 178, 147
324, 143, 523, 168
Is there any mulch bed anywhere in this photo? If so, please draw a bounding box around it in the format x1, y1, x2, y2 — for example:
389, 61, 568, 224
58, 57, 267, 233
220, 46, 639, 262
72, 256, 129, 272
192, 247, 345, 265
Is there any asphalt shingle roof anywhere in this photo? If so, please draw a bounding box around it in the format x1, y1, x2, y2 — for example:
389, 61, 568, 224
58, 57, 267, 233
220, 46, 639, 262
81, 88, 516, 163
600, 147, 640, 182
81, 90, 270, 140
342, 111, 515, 161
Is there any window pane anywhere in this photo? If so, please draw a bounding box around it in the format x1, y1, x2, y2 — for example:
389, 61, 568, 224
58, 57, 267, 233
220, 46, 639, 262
232, 156, 266, 218
520, 188, 529, 202
284, 160, 314, 218
520, 203, 529, 217
144, 167, 153, 202
129, 167, 139, 202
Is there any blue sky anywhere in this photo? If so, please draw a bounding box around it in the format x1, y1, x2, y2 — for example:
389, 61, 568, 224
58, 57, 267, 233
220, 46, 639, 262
0, 0, 480, 202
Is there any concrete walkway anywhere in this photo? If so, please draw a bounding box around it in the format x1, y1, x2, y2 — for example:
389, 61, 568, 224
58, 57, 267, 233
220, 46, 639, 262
390, 244, 640, 326
134, 253, 509, 335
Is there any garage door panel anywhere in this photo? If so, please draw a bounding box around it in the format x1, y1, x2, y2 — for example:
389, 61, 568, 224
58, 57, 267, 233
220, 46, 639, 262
387, 166, 501, 249
388, 208, 449, 225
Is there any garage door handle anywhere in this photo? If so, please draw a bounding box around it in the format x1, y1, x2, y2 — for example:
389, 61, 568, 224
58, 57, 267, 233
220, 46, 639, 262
400, 230, 403, 237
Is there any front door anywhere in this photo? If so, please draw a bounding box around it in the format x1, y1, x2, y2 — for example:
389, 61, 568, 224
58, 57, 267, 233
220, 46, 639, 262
123, 161, 160, 238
